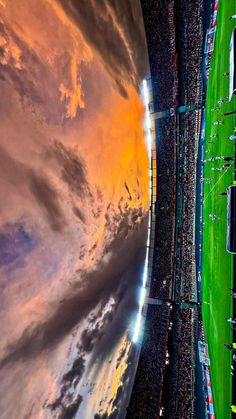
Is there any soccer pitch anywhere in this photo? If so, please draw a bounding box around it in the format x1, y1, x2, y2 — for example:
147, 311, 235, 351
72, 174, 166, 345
202, 1, 236, 418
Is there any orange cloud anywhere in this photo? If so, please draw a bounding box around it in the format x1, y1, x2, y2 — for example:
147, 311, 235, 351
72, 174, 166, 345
59, 56, 85, 118
0, 31, 23, 69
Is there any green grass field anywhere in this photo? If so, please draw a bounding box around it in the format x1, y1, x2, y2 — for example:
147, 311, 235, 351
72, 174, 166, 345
202, 1, 236, 418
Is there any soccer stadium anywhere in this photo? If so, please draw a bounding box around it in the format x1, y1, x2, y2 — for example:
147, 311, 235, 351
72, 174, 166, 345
126, 0, 236, 418
0, 0, 236, 418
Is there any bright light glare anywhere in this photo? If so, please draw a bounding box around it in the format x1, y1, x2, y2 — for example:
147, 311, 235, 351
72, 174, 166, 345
132, 311, 142, 344
132, 79, 153, 343
140, 286, 146, 307
132, 287, 146, 343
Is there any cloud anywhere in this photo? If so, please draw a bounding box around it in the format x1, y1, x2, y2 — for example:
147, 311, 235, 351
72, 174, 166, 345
111, 385, 123, 411
0, 146, 66, 232
114, 79, 129, 99
124, 182, 132, 201
0, 21, 46, 107
73, 206, 86, 223
107, 0, 149, 79
0, 145, 29, 187
0, 3, 149, 417
52, 141, 90, 198
94, 414, 108, 419
0, 18, 73, 124
48, 356, 85, 418
0, 222, 38, 270
0, 215, 147, 368
94, 345, 137, 419
57, 0, 148, 95
29, 172, 66, 232
104, 205, 143, 247
0, 20, 23, 69
50, 393, 83, 419
59, 55, 85, 118
115, 347, 127, 370
62, 356, 85, 386
83, 219, 148, 366
48, 297, 121, 418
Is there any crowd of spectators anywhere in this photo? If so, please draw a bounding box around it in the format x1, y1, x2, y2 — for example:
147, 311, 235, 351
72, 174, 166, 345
128, 2, 178, 413
128, 0, 204, 417
142, 0, 204, 303
163, 308, 198, 418
141, 0, 176, 111
142, 0, 178, 302
150, 116, 176, 301
127, 305, 171, 419
174, 0, 204, 301
175, 111, 199, 301
175, 0, 204, 105
177, 308, 197, 417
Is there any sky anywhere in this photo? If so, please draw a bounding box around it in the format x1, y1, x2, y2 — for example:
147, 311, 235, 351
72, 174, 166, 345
0, 1, 149, 417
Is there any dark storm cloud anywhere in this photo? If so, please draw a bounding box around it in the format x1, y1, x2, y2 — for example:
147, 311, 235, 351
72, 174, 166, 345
80, 326, 104, 353
88, 265, 139, 366
61, 356, 85, 386
48, 315, 111, 416
50, 393, 83, 419
58, 395, 83, 419
0, 146, 66, 232
52, 141, 90, 198
85, 212, 147, 366
124, 182, 132, 201
48, 310, 113, 417
29, 172, 66, 232
47, 214, 146, 418
0, 215, 147, 369
104, 206, 144, 248
73, 206, 86, 223
108, 0, 149, 78
0, 20, 68, 124
131, 207, 142, 223
1, 65, 43, 108
48, 357, 84, 417
57, 0, 148, 93
89, 243, 97, 254
94, 411, 118, 419
58, 0, 130, 89
105, 413, 118, 419
0, 21, 38, 97
114, 79, 129, 100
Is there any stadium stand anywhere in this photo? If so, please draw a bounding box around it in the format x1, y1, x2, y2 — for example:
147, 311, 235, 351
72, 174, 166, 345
141, 0, 177, 302
127, 0, 205, 417
162, 307, 198, 418
127, 305, 171, 419
174, 0, 204, 302
151, 116, 176, 301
